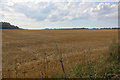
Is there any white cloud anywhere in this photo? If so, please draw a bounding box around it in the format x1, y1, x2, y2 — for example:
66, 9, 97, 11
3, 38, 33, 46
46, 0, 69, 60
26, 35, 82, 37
0, 1, 118, 28
6, 2, 117, 22
89, 3, 118, 19
1, 0, 119, 3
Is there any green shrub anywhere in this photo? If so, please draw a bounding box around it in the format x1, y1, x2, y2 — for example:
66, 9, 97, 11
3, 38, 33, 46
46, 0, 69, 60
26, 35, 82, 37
72, 64, 83, 77
109, 38, 119, 61
72, 61, 97, 78
51, 73, 63, 78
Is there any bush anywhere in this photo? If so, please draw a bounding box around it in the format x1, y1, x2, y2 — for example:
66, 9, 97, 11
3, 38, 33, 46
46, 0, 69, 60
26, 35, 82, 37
104, 62, 118, 78
73, 64, 83, 77
51, 73, 63, 78
109, 38, 119, 61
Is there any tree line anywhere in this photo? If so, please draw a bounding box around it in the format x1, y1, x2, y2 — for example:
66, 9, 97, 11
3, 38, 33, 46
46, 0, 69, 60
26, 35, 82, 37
0, 22, 19, 29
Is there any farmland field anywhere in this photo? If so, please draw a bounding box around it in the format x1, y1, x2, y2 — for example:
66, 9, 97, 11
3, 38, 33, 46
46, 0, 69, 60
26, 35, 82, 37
2, 29, 119, 78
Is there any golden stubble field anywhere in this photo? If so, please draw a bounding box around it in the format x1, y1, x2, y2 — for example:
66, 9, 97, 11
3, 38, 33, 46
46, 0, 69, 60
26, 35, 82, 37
2, 29, 118, 78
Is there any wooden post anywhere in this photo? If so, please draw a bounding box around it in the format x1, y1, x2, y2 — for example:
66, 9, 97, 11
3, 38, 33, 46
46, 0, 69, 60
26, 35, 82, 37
8, 69, 10, 78
23, 70, 27, 79
44, 52, 46, 78
56, 44, 67, 78
15, 59, 18, 79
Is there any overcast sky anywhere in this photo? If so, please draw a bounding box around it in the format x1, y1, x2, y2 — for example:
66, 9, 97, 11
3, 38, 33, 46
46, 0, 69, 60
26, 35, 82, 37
0, 0, 119, 29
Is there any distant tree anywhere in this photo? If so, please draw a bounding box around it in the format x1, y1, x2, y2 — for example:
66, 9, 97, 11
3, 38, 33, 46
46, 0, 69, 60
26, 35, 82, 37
0, 22, 19, 29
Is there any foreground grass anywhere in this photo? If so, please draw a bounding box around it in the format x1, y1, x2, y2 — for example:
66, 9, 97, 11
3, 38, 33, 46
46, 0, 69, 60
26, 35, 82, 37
2, 30, 118, 78
51, 38, 120, 78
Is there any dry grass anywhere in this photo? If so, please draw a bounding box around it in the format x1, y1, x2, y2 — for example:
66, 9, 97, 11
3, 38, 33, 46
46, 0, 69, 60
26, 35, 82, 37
2, 29, 118, 78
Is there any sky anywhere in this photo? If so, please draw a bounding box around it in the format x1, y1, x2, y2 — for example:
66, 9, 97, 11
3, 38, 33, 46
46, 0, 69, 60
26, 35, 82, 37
0, 0, 119, 29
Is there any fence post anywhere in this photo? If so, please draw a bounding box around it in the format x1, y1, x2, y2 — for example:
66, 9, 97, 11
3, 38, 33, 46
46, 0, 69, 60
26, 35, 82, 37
8, 69, 10, 78
56, 44, 67, 78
